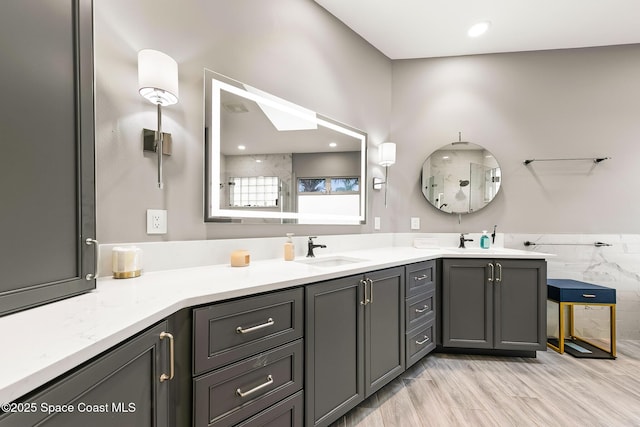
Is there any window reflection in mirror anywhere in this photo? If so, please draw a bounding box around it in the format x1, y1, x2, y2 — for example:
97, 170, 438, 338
420, 142, 501, 214
204, 70, 367, 224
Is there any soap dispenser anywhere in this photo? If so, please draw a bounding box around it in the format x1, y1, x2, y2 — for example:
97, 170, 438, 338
284, 233, 295, 261
480, 230, 490, 249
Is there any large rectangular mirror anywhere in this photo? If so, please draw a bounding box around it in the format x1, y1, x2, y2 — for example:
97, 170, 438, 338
205, 70, 367, 224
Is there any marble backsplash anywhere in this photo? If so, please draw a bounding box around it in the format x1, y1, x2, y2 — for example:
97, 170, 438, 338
505, 233, 640, 340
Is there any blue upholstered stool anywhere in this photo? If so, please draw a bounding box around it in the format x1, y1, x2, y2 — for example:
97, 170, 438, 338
547, 279, 616, 357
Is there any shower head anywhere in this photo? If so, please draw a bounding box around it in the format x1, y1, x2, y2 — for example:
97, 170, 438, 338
452, 131, 469, 145
459, 180, 470, 187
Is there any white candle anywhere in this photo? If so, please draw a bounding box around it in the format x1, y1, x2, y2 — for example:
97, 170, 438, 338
112, 246, 142, 278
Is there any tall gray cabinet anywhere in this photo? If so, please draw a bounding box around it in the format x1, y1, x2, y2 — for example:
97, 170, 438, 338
441, 258, 546, 353
0, 0, 96, 316
305, 267, 405, 427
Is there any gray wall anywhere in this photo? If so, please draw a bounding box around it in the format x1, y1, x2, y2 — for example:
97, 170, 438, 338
390, 45, 640, 233
94, 0, 392, 243
95, 0, 640, 243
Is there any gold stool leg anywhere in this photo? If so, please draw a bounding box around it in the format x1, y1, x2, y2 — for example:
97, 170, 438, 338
559, 302, 566, 354
569, 303, 575, 340
611, 304, 616, 357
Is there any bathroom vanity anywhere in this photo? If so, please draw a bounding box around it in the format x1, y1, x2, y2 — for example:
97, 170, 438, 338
0, 245, 549, 426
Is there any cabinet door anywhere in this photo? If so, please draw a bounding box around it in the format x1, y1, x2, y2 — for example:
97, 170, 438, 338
494, 259, 547, 351
0, 0, 96, 316
0, 322, 171, 427
364, 267, 405, 397
442, 259, 493, 349
305, 275, 365, 427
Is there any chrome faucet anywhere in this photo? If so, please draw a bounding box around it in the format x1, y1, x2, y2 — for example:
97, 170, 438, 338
459, 233, 474, 249
306, 236, 326, 257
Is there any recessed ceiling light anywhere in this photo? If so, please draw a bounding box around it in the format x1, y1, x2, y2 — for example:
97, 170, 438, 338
329, 142, 337, 148
238, 145, 246, 150
468, 21, 491, 38
255, 159, 262, 163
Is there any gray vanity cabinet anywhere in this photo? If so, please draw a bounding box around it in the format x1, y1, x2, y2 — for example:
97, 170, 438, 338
405, 260, 437, 367
192, 287, 304, 427
441, 258, 546, 353
0, 0, 97, 317
305, 267, 405, 427
364, 268, 406, 395
0, 320, 182, 427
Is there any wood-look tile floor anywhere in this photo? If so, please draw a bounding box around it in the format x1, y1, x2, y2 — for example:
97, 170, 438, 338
330, 341, 640, 427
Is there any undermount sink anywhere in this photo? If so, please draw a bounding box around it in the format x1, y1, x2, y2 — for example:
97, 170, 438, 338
295, 256, 367, 267
446, 247, 509, 255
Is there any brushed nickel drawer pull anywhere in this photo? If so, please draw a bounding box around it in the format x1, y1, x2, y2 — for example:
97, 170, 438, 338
414, 274, 428, 281
488, 263, 494, 282
236, 318, 275, 334
582, 294, 597, 298
236, 375, 274, 398
415, 305, 429, 313
159, 332, 174, 382
367, 278, 374, 304
416, 336, 430, 345
496, 262, 503, 282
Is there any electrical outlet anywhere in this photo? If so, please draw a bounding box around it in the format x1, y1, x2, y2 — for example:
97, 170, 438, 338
147, 209, 167, 234
374, 217, 381, 230
410, 217, 420, 230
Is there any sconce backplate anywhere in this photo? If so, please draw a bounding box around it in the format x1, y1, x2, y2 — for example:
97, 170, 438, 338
143, 128, 172, 155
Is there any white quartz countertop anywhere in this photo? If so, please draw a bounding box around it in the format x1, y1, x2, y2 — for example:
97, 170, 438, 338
0, 245, 550, 404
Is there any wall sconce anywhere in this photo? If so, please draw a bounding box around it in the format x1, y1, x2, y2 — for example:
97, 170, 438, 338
138, 49, 179, 189
372, 142, 396, 206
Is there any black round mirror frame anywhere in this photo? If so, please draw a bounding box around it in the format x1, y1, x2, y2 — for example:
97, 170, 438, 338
420, 142, 501, 214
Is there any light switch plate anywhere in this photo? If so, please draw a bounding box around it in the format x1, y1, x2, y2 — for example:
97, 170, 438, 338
374, 217, 381, 230
410, 217, 420, 230
147, 209, 167, 234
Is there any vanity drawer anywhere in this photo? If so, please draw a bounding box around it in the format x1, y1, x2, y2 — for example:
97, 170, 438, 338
193, 287, 303, 374
406, 320, 436, 368
193, 340, 303, 427
406, 289, 435, 331
405, 260, 436, 298
236, 391, 303, 427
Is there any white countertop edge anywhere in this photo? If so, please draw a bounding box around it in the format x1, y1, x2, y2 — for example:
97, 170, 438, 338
0, 246, 552, 403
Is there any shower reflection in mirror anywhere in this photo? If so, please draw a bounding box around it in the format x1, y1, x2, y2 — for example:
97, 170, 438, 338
205, 69, 367, 224
421, 140, 501, 214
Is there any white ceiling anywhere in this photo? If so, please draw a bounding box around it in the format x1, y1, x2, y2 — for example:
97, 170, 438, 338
313, 0, 640, 60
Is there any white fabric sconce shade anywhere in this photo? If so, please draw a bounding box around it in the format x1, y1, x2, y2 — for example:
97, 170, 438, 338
137, 49, 179, 189
138, 49, 179, 106
374, 142, 396, 207
378, 142, 396, 166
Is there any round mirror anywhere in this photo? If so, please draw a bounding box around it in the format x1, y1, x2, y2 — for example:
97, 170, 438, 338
420, 141, 501, 214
